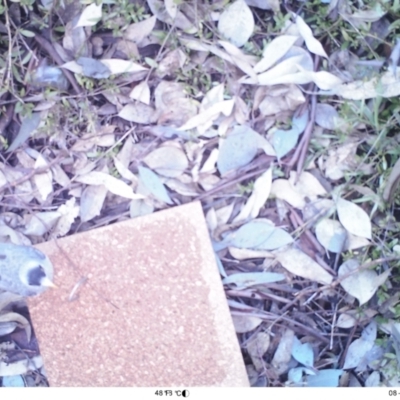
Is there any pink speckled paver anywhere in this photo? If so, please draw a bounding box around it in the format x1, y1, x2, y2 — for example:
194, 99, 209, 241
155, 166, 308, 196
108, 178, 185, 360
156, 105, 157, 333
28, 201, 248, 386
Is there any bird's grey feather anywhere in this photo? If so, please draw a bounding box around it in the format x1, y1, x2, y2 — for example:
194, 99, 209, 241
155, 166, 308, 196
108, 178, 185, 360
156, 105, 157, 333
0, 243, 54, 297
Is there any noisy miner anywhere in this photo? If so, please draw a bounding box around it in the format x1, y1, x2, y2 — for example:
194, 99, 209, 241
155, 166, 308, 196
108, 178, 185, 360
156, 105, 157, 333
0, 243, 55, 297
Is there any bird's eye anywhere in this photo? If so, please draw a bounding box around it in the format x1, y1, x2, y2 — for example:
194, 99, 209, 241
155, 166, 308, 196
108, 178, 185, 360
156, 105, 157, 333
27, 265, 47, 286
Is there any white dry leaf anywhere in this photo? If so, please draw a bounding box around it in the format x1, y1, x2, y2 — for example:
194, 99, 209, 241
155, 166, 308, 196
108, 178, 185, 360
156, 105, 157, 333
218, 0, 254, 47
71, 125, 116, 152
324, 141, 359, 180
143, 146, 188, 178
315, 103, 341, 130
336, 197, 372, 239
178, 99, 234, 131
294, 13, 328, 58
200, 148, 219, 173
129, 81, 150, 104
33, 154, 53, 202
265, 68, 343, 90
272, 329, 295, 375
231, 314, 263, 333
76, 171, 144, 200
288, 171, 327, 199
200, 84, 225, 112
118, 103, 158, 124
218, 40, 257, 80
215, 203, 234, 226
100, 59, 148, 74
254, 35, 299, 74
276, 247, 333, 285
164, 0, 177, 19
75, 3, 102, 28
247, 331, 271, 372
228, 247, 274, 260
315, 219, 347, 253
113, 157, 136, 182
51, 164, 70, 187
52, 197, 80, 237
256, 55, 304, 85
233, 167, 272, 222
124, 16, 157, 44
339, 259, 391, 306
79, 184, 108, 222
315, 218, 370, 253
270, 179, 305, 209
164, 177, 198, 197
206, 207, 218, 232
129, 199, 154, 218
329, 69, 400, 100
343, 321, 377, 369
22, 212, 61, 236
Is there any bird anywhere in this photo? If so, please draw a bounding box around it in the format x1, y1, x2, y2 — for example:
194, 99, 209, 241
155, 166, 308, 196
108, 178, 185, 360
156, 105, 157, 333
0, 243, 55, 297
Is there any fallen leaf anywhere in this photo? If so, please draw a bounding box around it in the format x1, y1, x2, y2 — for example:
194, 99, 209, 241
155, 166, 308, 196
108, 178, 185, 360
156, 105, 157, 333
255, 35, 299, 74
218, 0, 254, 47
276, 247, 333, 285
339, 259, 390, 305
336, 197, 372, 239
294, 13, 328, 58
233, 167, 273, 221
75, 3, 102, 28
231, 314, 263, 333
76, 171, 144, 200
33, 154, 53, 203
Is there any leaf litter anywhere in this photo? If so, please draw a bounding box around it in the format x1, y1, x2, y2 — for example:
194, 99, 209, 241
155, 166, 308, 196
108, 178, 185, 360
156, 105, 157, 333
1, 0, 400, 388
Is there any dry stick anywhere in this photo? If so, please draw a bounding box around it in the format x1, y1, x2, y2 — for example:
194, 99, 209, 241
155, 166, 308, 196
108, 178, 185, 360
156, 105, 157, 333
194, 154, 274, 201
296, 89, 317, 177
54, 239, 120, 310
33, 34, 83, 95
290, 208, 326, 255
0, 102, 14, 136
280, 255, 400, 316
0, 155, 63, 194
230, 309, 330, 344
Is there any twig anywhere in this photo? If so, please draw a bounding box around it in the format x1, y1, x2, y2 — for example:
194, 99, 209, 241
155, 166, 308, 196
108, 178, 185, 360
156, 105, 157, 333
0, 155, 63, 194
54, 239, 120, 310
194, 154, 273, 201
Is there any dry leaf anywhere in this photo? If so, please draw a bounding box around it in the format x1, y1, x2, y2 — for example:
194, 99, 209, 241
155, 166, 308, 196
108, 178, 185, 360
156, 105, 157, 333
143, 146, 188, 178
124, 16, 157, 44
33, 154, 53, 203
129, 81, 151, 104
339, 259, 390, 305
233, 167, 272, 222
76, 171, 144, 200
218, 0, 254, 47
80, 184, 108, 222
254, 35, 299, 74
231, 314, 263, 333
75, 3, 102, 28
336, 197, 372, 239
276, 247, 333, 285
294, 13, 328, 58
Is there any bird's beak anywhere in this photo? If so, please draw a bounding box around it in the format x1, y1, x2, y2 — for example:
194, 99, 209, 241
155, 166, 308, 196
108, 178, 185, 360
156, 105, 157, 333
41, 277, 58, 289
